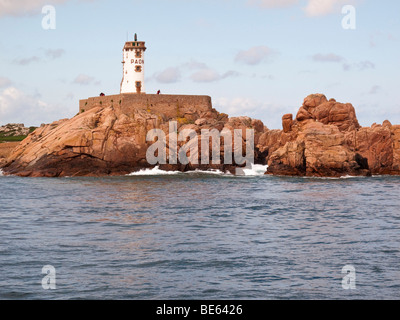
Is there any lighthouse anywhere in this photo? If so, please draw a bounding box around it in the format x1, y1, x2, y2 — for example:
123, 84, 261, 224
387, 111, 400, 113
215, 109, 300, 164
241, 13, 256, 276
120, 33, 146, 94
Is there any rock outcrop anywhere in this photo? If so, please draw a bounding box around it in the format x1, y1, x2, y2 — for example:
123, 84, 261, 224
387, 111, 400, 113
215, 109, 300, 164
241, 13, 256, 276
0, 142, 20, 167
263, 94, 400, 177
0, 123, 31, 137
1, 93, 400, 178
1, 99, 267, 177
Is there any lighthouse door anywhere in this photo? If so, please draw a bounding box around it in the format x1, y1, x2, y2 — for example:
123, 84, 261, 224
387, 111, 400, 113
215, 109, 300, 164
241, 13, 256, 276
135, 81, 142, 94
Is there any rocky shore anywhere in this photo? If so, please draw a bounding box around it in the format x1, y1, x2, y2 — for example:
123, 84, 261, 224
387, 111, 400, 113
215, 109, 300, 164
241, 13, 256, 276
0, 123, 31, 137
1, 93, 399, 178
263, 94, 400, 177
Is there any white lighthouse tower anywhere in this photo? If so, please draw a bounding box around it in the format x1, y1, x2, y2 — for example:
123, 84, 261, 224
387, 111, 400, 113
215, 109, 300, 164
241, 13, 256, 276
120, 33, 146, 94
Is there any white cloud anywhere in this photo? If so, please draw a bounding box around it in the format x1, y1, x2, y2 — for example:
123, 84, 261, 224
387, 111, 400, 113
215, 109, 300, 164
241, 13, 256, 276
0, 77, 12, 88
0, 86, 64, 125
369, 31, 397, 48
304, 0, 356, 17
190, 69, 239, 83
72, 74, 97, 85
247, 0, 299, 9
312, 53, 344, 63
215, 97, 260, 115
12, 49, 65, 65
13, 56, 41, 65
312, 53, 375, 72
235, 46, 278, 65
154, 67, 181, 84
182, 60, 209, 70
369, 85, 381, 95
45, 49, 65, 59
190, 69, 221, 83
222, 70, 240, 79
247, 0, 361, 17
0, 0, 68, 17
0, 0, 95, 17
154, 61, 239, 84
214, 96, 293, 128
343, 60, 375, 71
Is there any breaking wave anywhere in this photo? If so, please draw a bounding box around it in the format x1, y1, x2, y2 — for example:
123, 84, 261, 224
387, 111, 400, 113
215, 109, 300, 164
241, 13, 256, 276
185, 169, 228, 176
127, 166, 181, 176
127, 164, 268, 177
241, 164, 268, 176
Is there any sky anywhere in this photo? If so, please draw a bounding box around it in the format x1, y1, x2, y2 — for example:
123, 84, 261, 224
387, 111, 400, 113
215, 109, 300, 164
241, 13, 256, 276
0, 0, 399, 129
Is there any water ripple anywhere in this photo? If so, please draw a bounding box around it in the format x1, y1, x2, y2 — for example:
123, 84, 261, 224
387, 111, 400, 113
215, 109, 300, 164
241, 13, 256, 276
0, 175, 399, 299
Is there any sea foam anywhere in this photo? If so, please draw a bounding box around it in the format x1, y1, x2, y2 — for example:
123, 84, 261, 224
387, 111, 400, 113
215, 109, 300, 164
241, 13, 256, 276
127, 164, 268, 177
127, 166, 181, 176
241, 164, 268, 176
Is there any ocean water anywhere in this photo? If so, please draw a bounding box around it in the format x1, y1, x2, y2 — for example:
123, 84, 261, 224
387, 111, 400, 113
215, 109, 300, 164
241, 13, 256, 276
0, 166, 399, 300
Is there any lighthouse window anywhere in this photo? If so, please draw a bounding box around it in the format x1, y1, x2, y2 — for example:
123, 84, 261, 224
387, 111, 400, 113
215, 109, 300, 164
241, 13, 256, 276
135, 66, 142, 72
135, 51, 142, 58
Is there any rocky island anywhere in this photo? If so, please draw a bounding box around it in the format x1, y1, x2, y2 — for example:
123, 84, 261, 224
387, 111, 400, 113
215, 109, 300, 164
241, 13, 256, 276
1, 93, 400, 178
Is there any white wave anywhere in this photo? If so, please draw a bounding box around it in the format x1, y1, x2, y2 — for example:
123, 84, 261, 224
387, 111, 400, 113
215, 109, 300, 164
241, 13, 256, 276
0, 169, 3, 176
302, 176, 340, 180
185, 169, 229, 176
302, 175, 368, 180
241, 164, 268, 176
339, 175, 359, 179
127, 164, 268, 177
127, 166, 181, 176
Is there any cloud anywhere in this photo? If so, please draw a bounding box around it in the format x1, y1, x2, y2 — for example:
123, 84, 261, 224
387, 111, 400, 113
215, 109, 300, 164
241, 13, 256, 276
304, 0, 358, 17
214, 96, 293, 128
182, 60, 209, 70
246, 0, 299, 9
312, 53, 375, 72
0, 0, 99, 18
312, 53, 344, 63
0, 86, 55, 125
190, 69, 239, 83
186, 60, 240, 82
154, 67, 181, 84
13, 56, 41, 65
369, 85, 381, 95
343, 60, 375, 71
72, 74, 97, 85
0, 0, 69, 17
214, 97, 261, 115
246, 0, 361, 17
235, 46, 278, 65
12, 48, 65, 65
369, 31, 397, 48
0, 77, 12, 88
45, 49, 65, 59
222, 70, 240, 78
153, 60, 240, 84
190, 69, 220, 83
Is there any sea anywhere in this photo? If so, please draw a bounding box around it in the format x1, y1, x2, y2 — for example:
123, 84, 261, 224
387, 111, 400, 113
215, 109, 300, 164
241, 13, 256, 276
0, 165, 399, 300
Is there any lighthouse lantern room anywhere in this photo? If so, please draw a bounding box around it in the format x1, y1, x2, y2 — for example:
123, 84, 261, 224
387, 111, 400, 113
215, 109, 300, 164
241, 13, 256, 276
120, 33, 146, 94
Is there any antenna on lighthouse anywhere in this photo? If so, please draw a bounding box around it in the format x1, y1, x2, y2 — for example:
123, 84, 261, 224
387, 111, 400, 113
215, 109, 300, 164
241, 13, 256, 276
134, 33, 138, 41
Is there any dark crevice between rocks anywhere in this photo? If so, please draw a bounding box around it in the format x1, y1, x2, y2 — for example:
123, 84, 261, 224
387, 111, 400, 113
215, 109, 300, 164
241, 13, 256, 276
355, 153, 369, 170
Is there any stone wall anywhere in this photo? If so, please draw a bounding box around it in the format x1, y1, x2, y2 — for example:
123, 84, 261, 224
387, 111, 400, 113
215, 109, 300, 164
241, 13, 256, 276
79, 94, 213, 120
